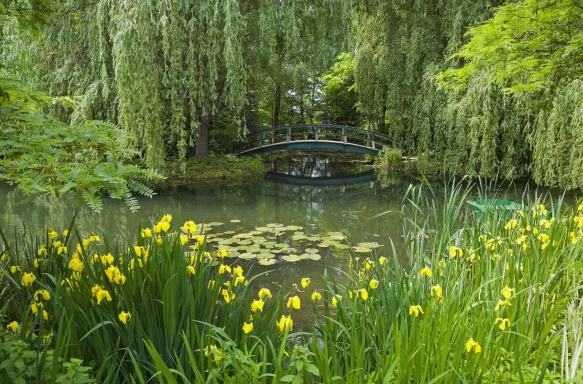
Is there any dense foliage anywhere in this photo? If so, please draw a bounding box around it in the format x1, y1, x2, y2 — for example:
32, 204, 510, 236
4, 0, 583, 192
1, 184, 583, 382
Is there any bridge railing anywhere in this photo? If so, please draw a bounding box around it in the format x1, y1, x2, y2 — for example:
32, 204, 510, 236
237, 124, 394, 153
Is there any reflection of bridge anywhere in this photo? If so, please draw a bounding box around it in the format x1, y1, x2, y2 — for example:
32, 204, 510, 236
236, 124, 394, 156
265, 171, 377, 186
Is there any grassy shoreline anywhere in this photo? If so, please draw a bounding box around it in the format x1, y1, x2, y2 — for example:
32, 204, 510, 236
162, 156, 267, 184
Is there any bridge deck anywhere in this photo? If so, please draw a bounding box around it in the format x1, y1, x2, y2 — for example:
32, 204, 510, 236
235, 124, 395, 156
237, 140, 381, 157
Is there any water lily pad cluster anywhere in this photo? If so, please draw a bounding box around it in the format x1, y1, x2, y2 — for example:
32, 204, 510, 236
183, 222, 382, 266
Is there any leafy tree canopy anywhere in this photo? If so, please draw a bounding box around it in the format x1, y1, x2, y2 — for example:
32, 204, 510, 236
441, 0, 583, 95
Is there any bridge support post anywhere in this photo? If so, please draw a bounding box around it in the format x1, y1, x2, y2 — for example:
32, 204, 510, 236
315, 126, 319, 141
259, 132, 264, 149
287, 127, 291, 143
342, 127, 347, 143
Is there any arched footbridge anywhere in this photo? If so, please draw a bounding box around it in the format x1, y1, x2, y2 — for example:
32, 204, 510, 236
236, 124, 394, 156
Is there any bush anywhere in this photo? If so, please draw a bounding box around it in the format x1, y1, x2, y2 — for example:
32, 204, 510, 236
0, 326, 94, 384
377, 147, 403, 168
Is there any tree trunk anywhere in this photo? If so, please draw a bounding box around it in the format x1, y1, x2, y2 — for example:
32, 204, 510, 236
196, 112, 211, 159
273, 84, 281, 128
379, 105, 387, 133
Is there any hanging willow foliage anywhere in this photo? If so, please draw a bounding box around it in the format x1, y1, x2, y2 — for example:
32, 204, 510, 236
6, 0, 349, 169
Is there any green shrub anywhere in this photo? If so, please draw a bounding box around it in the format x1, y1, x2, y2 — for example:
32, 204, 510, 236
378, 147, 403, 168
416, 152, 432, 174
0, 327, 94, 384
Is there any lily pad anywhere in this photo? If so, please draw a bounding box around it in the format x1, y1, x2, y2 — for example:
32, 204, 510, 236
352, 246, 373, 253
300, 253, 321, 261
266, 223, 284, 228
304, 248, 319, 254
255, 227, 272, 232
207, 222, 224, 226
282, 255, 302, 262
239, 253, 256, 260
356, 242, 382, 249
258, 258, 277, 266
317, 243, 330, 248
230, 219, 241, 223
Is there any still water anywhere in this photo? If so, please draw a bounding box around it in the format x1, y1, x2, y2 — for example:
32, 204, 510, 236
0, 153, 575, 326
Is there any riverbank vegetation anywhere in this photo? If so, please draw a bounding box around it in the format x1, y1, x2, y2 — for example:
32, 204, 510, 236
1, 183, 583, 382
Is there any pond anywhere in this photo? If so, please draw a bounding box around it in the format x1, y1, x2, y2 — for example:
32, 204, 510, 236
0, 152, 575, 327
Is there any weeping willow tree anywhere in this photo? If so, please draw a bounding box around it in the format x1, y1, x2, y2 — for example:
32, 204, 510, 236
440, 0, 583, 188
6, 0, 349, 168
351, 0, 533, 179
351, 0, 583, 188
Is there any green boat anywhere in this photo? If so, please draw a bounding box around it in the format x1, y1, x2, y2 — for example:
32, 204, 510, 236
467, 199, 558, 220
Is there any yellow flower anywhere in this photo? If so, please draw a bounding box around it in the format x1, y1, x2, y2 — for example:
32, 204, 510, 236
409, 305, 424, 317
182, 221, 197, 234
504, 219, 518, 230
365, 258, 373, 270
258, 288, 272, 300
161, 214, 172, 223
495, 299, 512, 311
234, 275, 246, 287
63, 230, 69, 237
68, 257, 84, 272
34, 259, 39, 268
204, 345, 223, 361
431, 285, 443, 301
332, 295, 342, 307
369, 279, 379, 289
43, 310, 48, 321
448, 246, 463, 258
52, 241, 62, 248
7, 321, 19, 332
301, 277, 311, 289
242, 322, 253, 334
495, 318, 510, 330
420, 267, 432, 278
35, 289, 50, 301
219, 264, 232, 274
118, 311, 131, 324
180, 235, 189, 245
89, 235, 100, 242
156, 236, 163, 245
287, 296, 301, 310
276, 315, 293, 334
233, 266, 244, 277
501, 286, 514, 300
105, 266, 126, 284
141, 228, 152, 238
101, 253, 114, 266
193, 235, 205, 246
37, 245, 47, 256
465, 338, 481, 353
515, 235, 529, 250
48, 230, 58, 239
311, 291, 322, 301
217, 249, 228, 258
358, 288, 369, 301
187, 265, 196, 275
92, 285, 112, 305
153, 223, 162, 234
379, 256, 387, 265
21, 272, 36, 286
222, 289, 235, 304
57, 246, 68, 255
251, 299, 264, 312
31, 302, 41, 314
